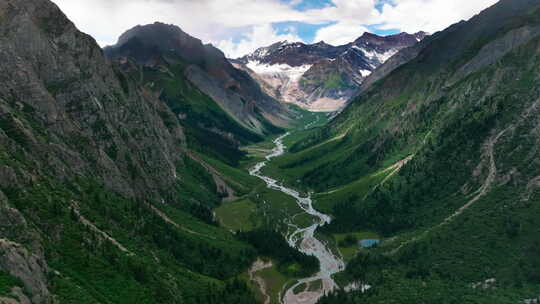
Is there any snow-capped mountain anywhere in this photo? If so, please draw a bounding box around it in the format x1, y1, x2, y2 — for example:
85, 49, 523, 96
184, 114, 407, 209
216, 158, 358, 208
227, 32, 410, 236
232, 31, 428, 111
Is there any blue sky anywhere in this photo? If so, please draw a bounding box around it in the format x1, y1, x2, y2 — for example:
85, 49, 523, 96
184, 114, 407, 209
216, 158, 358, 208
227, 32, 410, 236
273, 22, 337, 43
287, 0, 334, 11
272, 21, 400, 44
52, 0, 498, 58
273, 0, 400, 42
285, 0, 392, 12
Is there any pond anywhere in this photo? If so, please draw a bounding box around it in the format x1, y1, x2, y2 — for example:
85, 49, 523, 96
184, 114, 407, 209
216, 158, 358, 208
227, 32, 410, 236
359, 239, 380, 248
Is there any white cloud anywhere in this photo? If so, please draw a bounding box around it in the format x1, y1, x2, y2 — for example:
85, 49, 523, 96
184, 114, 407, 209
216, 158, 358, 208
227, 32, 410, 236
317, 0, 379, 22
314, 22, 368, 46
311, 0, 498, 46
51, 0, 326, 46
375, 0, 499, 34
50, 0, 499, 56
217, 24, 303, 58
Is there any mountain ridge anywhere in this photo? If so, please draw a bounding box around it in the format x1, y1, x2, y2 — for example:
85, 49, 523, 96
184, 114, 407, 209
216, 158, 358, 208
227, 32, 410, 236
0, 1, 264, 303
233, 31, 428, 111
104, 22, 293, 135
260, 0, 540, 302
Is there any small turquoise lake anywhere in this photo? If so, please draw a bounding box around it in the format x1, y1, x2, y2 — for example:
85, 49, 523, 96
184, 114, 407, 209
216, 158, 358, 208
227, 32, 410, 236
359, 239, 380, 248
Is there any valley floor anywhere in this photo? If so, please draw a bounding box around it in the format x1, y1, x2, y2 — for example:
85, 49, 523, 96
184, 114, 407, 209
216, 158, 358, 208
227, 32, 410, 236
214, 111, 376, 303
216, 103, 540, 304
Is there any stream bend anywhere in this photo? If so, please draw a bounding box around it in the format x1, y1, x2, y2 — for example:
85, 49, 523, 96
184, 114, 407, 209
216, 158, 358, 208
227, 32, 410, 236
249, 133, 345, 304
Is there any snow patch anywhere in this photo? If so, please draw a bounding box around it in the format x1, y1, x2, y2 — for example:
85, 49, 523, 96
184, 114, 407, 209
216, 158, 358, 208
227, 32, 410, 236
254, 48, 269, 58
246, 60, 312, 81
352, 45, 399, 64
359, 69, 372, 77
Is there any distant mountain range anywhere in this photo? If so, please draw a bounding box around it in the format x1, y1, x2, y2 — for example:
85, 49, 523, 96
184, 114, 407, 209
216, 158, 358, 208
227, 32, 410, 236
232, 31, 427, 111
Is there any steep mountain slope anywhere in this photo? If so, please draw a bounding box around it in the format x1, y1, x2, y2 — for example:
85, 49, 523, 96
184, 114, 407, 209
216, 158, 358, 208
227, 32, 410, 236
104, 22, 292, 135
233, 32, 427, 111
263, 0, 540, 302
0, 1, 261, 303
112, 54, 266, 166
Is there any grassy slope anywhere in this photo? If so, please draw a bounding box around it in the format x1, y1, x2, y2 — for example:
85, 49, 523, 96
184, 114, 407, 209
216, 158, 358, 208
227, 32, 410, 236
261, 2, 540, 303
215, 199, 259, 231
0, 51, 285, 304
2, 178, 256, 304
0, 116, 252, 302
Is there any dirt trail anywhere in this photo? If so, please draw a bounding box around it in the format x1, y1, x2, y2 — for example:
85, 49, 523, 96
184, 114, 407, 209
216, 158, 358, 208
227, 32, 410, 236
443, 128, 507, 223
186, 152, 238, 202
302, 126, 353, 153
70, 201, 133, 255
364, 155, 414, 199
144, 202, 216, 240
389, 128, 509, 255
363, 130, 433, 199
379, 156, 414, 184
249, 259, 273, 304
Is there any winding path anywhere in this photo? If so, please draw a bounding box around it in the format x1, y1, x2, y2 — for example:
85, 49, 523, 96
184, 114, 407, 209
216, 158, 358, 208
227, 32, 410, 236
249, 259, 273, 304
249, 133, 345, 304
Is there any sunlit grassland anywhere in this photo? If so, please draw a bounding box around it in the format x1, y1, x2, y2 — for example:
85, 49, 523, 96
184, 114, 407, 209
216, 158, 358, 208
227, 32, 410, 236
215, 183, 317, 233
313, 168, 393, 214
215, 199, 259, 232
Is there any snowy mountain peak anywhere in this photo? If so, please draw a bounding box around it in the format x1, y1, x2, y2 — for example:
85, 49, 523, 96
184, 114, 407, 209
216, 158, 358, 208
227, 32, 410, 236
313, 41, 330, 47
353, 31, 426, 49
234, 31, 427, 111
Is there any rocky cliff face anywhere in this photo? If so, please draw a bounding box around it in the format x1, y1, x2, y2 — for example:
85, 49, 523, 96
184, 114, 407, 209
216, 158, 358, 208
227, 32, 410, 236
104, 22, 292, 134
0, 1, 257, 303
0, 2, 188, 202
233, 32, 427, 111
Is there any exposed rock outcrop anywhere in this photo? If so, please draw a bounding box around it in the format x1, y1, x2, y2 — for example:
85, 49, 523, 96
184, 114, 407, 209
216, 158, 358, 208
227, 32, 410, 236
0, 0, 188, 203
104, 22, 292, 133
0, 239, 49, 304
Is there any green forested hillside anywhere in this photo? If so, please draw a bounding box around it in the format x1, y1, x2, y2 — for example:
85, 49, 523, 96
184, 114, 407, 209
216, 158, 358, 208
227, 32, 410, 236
3, 180, 257, 304
262, 0, 540, 302
0, 0, 286, 303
